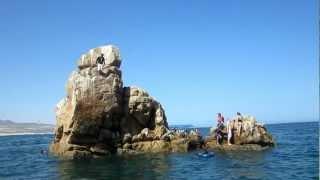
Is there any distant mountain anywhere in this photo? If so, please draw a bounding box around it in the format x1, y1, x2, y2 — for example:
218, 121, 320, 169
0, 120, 55, 136
0, 120, 15, 125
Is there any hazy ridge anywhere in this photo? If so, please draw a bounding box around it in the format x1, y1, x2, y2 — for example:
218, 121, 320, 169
0, 120, 54, 136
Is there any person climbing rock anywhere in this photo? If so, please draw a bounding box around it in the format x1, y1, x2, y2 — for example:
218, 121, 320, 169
96, 53, 105, 72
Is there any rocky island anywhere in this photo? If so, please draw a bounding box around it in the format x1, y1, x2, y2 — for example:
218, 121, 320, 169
50, 45, 274, 159
206, 115, 275, 151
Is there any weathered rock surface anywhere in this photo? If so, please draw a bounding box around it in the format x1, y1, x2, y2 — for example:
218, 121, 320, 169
118, 127, 203, 155
50, 45, 202, 159
205, 115, 275, 151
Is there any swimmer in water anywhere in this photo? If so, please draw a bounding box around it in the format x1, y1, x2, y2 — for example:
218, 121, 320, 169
40, 149, 47, 154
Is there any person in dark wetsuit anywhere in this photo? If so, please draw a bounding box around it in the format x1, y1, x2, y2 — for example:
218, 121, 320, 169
96, 53, 105, 72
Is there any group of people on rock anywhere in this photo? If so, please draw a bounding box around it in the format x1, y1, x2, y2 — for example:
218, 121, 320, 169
215, 112, 243, 145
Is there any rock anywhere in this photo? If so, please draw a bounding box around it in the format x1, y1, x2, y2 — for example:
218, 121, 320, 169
207, 144, 270, 151
131, 134, 141, 143
65, 150, 92, 159
120, 87, 168, 135
131, 140, 171, 153
90, 144, 111, 155
50, 45, 272, 159
98, 129, 113, 141
189, 129, 199, 136
122, 143, 132, 149
49, 142, 92, 159
140, 128, 149, 136
123, 130, 204, 154
53, 51, 123, 151
160, 130, 173, 141
154, 125, 168, 138
117, 148, 139, 155
50, 45, 185, 159
205, 115, 275, 151
122, 133, 132, 144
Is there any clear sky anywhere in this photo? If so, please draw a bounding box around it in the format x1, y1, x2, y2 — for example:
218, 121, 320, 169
0, 0, 318, 126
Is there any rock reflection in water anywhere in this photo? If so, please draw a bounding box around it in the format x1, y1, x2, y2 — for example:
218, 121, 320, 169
218, 151, 269, 179
56, 154, 171, 179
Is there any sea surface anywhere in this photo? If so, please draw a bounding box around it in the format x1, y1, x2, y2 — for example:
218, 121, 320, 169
0, 122, 318, 180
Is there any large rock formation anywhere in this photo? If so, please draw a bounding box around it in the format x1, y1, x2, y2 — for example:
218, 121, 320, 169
205, 115, 275, 151
50, 45, 201, 159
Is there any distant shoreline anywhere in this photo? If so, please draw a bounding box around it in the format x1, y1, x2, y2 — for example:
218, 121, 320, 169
0, 132, 54, 137
173, 121, 318, 129
265, 121, 319, 125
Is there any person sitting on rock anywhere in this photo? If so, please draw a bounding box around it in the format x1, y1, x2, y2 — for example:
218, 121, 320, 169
96, 53, 105, 72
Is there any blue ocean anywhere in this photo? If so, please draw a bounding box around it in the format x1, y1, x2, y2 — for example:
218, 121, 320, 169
0, 122, 318, 180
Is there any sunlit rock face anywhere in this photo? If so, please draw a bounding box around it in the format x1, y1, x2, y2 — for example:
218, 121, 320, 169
50, 45, 202, 159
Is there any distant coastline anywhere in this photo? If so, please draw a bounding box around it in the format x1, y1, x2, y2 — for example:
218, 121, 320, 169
0, 120, 55, 136
266, 121, 319, 125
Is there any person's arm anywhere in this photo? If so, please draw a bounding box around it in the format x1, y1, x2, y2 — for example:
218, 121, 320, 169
103, 57, 106, 65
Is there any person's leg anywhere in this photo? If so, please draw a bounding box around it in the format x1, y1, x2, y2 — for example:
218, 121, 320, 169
237, 122, 242, 136
98, 64, 102, 71
228, 128, 232, 145
217, 132, 222, 145
216, 134, 220, 145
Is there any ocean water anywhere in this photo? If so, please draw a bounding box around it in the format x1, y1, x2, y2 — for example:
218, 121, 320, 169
0, 122, 318, 180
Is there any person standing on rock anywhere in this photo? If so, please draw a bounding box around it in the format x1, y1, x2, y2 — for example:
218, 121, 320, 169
226, 119, 234, 145
96, 53, 105, 72
235, 112, 243, 136
215, 113, 225, 145
217, 113, 224, 125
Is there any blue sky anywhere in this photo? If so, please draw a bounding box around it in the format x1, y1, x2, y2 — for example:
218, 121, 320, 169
0, 0, 318, 126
